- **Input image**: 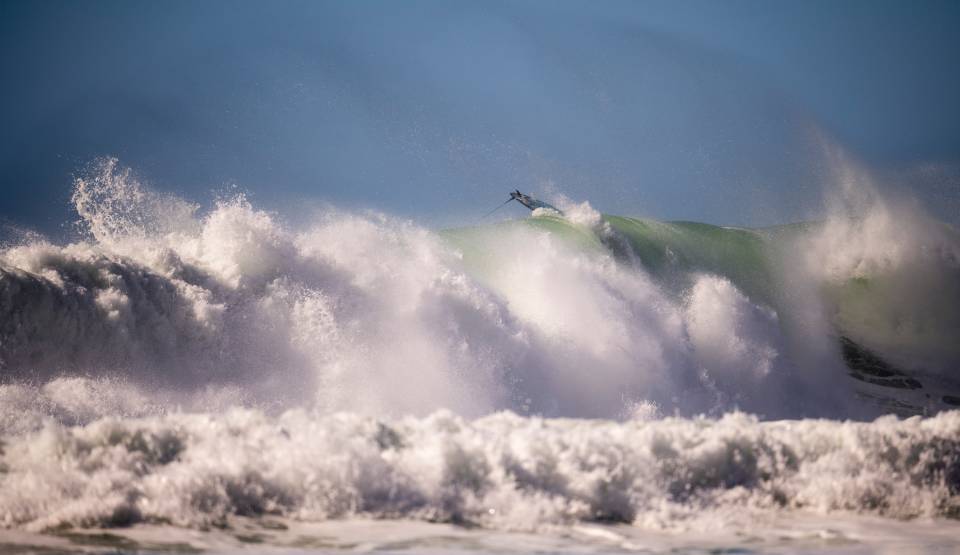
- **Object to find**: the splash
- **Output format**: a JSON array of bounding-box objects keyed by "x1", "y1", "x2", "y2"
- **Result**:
[
  {"x1": 800, "y1": 147, "x2": 960, "y2": 378},
  {"x1": 1, "y1": 159, "x2": 817, "y2": 420},
  {"x1": 2, "y1": 160, "x2": 960, "y2": 543},
  {"x1": 3, "y1": 159, "x2": 959, "y2": 421}
]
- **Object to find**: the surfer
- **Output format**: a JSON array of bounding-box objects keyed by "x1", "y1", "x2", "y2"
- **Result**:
[
  {"x1": 509, "y1": 190, "x2": 561, "y2": 212},
  {"x1": 481, "y1": 190, "x2": 562, "y2": 219}
]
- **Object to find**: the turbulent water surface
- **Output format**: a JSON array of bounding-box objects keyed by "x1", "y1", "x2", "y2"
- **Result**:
[{"x1": 1, "y1": 160, "x2": 959, "y2": 553}]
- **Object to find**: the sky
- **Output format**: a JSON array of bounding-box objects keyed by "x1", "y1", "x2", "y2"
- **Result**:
[{"x1": 2, "y1": 0, "x2": 959, "y2": 236}]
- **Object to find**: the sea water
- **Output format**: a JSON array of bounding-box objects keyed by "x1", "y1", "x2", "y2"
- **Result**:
[{"x1": 1, "y1": 159, "x2": 958, "y2": 553}]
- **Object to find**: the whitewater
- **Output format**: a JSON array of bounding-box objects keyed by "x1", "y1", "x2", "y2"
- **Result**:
[{"x1": 1, "y1": 158, "x2": 959, "y2": 553}]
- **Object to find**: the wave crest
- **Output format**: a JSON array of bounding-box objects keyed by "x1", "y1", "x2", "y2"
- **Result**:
[{"x1": 0, "y1": 161, "x2": 814, "y2": 419}]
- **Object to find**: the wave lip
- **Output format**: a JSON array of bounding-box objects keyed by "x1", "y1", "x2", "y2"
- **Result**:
[{"x1": 1, "y1": 409, "x2": 958, "y2": 532}]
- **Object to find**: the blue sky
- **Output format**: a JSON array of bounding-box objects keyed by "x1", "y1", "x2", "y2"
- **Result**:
[{"x1": 2, "y1": 0, "x2": 958, "y2": 234}]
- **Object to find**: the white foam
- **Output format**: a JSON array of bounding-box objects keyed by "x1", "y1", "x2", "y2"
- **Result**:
[
  {"x1": 0, "y1": 161, "x2": 813, "y2": 419},
  {"x1": 0, "y1": 408, "x2": 956, "y2": 532},
  {"x1": 685, "y1": 274, "x2": 784, "y2": 413}
]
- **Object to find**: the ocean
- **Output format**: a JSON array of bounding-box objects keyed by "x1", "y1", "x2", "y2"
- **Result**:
[{"x1": 1, "y1": 159, "x2": 958, "y2": 553}]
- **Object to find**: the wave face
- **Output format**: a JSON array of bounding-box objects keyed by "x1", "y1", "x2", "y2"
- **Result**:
[
  {"x1": 1, "y1": 159, "x2": 960, "y2": 534},
  {"x1": 1, "y1": 159, "x2": 959, "y2": 419}
]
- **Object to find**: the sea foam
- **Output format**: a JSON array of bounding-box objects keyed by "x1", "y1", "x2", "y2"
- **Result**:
[{"x1": 1, "y1": 408, "x2": 957, "y2": 532}]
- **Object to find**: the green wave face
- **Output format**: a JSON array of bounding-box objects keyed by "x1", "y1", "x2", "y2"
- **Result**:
[
  {"x1": 604, "y1": 216, "x2": 777, "y2": 303},
  {"x1": 444, "y1": 214, "x2": 782, "y2": 303},
  {"x1": 442, "y1": 213, "x2": 960, "y2": 415},
  {"x1": 439, "y1": 214, "x2": 608, "y2": 285},
  {"x1": 823, "y1": 263, "x2": 960, "y2": 370}
]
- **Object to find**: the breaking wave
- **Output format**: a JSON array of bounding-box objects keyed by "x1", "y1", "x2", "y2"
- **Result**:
[
  {"x1": 1, "y1": 158, "x2": 959, "y2": 533},
  {"x1": 0, "y1": 160, "x2": 806, "y2": 419},
  {"x1": 2, "y1": 407, "x2": 958, "y2": 531}
]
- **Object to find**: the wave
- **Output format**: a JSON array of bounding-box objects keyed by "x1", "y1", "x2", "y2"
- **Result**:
[
  {"x1": 2, "y1": 158, "x2": 960, "y2": 536},
  {"x1": 1, "y1": 406, "x2": 957, "y2": 531},
  {"x1": 2, "y1": 158, "x2": 959, "y2": 422}
]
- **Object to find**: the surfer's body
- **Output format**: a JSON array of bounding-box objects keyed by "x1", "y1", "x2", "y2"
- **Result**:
[
  {"x1": 479, "y1": 190, "x2": 562, "y2": 220},
  {"x1": 509, "y1": 190, "x2": 561, "y2": 213}
]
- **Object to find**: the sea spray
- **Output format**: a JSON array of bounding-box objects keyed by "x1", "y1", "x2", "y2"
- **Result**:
[
  {"x1": 2, "y1": 158, "x2": 815, "y2": 419},
  {"x1": 802, "y1": 147, "x2": 960, "y2": 378},
  {"x1": 1, "y1": 159, "x2": 960, "y2": 545}
]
